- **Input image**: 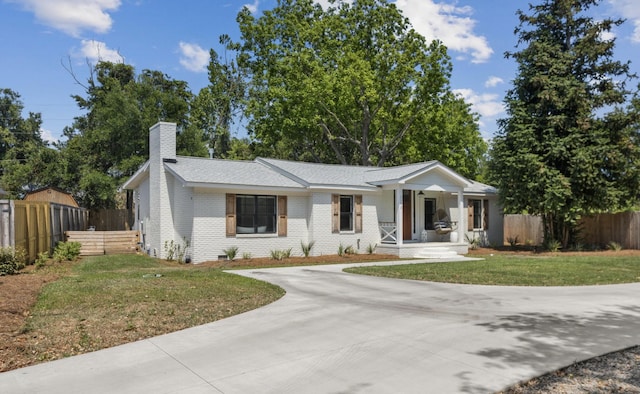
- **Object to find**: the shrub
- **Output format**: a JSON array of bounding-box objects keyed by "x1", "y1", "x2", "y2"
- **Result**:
[
  {"x1": 164, "y1": 238, "x2": 190, "y2": 262},
  {"x1": 223, "y1": 246, "x2": 239, "y2": 261},
  {"x1": 465, "y1": 235, "x2": 480, "y2": 250},
  {"x1": 270, "y1": 248, "x2": 292, "y2": 261},
  {"x1": 242, "y1": 252, "x2": 252, "y2": 260},
  {"x1": 344, "y1": 245, "x2": 357, "y2": 255},
  {"x1": 608, "y1": 241, "x2": 623, "y2": 251},
  {"x1": 366, "y1": 243, "x2": 377, "y2": 254},
  {"x1": 543, "y1": 238, "x2": 561, "y2": 252},
  {"x1": 338, "y1": 243, "x2": 345, "y2": 256},
  {"x1": 53, "y1": 241, "x2": 82, "y2": 263},
  {"x1": 301, "y1": 241, "x2": 315, "y2": 257},
  {"x1": 506, "y1": 236, "x2": 520, "y2": 248},
  {"x1": 35, "y1": 251, "x2": 49, "y2": 268},
  {"x1": 0, "y1": 247, "x2": 26, "y2": 275}
]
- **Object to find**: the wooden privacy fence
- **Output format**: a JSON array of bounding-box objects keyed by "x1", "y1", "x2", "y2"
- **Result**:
[
  {"x1": 66, "y1": 230, "x2": 139, "y2": 256},
  {"x1": 88, "y1": 209, "x2": 134, "y2": 231},
  {"x1": 0, "y1": 200, "x2": 88, "y2": 262},
  {"x1": 504, "y1": 212, "x2": 640, "y2": 249}
]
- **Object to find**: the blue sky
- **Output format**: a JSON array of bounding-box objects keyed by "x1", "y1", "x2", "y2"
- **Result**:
[{"x1": 1, "y1": 0, "x2": 638, "y2": 144}]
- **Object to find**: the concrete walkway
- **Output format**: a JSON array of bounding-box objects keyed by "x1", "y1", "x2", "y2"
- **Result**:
[{"x1": 1, "y1": 258, "x2": 639, "y2": 393}]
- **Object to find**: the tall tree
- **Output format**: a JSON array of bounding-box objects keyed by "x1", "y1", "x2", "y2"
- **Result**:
[
  {"x1": 235, "y1": 0, "x2": 485, "y2": 170},
  {"x1": 488, "y1": 0, "x2": 640, "y2": 247},
  {"x1": 192, "y1": 35, "x2": 247, "y2": 159},
  {"x1": 62, "y1": 62, "x2": 206, "y2": 208},
  {"x1": 0, "y1": 88, "x2": 60, "y2": 197}
]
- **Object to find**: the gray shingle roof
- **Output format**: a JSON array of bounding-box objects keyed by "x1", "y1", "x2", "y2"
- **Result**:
[
  {"x1": 257, "y1": 158, "x2": 375, "y2": 189},
  {"x1": 165, "y1": 156, "x2": 305, "y2": 189},
  {"x1": 363, "y1": 161, "x2": 439, "y2": 184}
]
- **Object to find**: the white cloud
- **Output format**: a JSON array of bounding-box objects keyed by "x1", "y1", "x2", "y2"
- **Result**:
[
  {"x1": 454, "y1": 88, "x2": 504, "y2": 118},
  {"x1": 315, "y1": 1, "x2": 493, "y2": 63},
  {"x1": 454, "y1": 88, "x2": 504, "y2": 136},
  {"x1": 178, "y1": 42, "x2": 210, "y2": 73},
  {"x1": 77, "y1": 39, "x2": 124, "y2": 63},
  {"x1": 8, "y1": 0, "x2": 120, "y2": 37},
  {"x1": 484, "y1": 76, "x2": 504, "y2": 88},
  {"x1": 40, "y1": 128, "x2": 58, "y2": 144},
  {"x1": 243, "y1": 0, "x2": 259, "y2": 14},
  {"x1": 395, "y1": 0, "x2": 493, "y2": 63},
  {"x1": 609, "y1": 0, "x2": 640, "y2": 43}
]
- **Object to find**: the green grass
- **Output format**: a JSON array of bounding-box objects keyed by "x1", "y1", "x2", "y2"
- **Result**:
[
  {"x1": 344, "y1": 255, "x2": 640, "y2": 286},
  {"x1": 24, "y1": 254, "x2": 284, "y2": 360}
]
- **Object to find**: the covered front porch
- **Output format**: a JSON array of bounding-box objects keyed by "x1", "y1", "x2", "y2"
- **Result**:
[{"x1": 370, "y1": 162, "x2": 472, "y2": 258}]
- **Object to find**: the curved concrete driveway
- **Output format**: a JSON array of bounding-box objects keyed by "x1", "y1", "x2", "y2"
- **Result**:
[{"x1": 1, "y1": 259, "x2": 639, "y2": 393}]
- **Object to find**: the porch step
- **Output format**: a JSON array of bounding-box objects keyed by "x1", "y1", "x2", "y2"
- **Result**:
[{"x1": 413, "y1": 246, "x2": 461, "y2": 259}]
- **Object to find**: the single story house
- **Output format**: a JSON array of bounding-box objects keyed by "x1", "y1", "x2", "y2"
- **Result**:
[{"x1": 122, "y1": 122, "x2": 503, "y2": 263}]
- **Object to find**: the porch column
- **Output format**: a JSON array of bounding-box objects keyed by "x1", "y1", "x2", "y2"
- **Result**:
[
  {"x1": 457, "y1": 189, "x2": 464, "y2": 244},
  {"x1": 395, "y1": 188, "x2": 403, "y2": 246}
]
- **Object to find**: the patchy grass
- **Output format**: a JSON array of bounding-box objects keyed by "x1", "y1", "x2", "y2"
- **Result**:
[
  {"x1": 344, "y1": 254, "x2": 640, "y2": 286},
  {"x1": 18, "y1": 254, "x2": 284, "y2": 365}
]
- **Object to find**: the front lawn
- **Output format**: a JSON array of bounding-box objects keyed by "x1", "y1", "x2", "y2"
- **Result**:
[
  {"x1": 344, "y1": 254, "x2": 640, "y2": 286},
  {"x1": 10, "y1": 254, "x2": 284, "y2": 369}
]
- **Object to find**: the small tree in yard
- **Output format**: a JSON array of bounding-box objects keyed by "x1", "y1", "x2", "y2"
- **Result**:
[{"x1": 489, "y1": 0, "x2": 640, "y2": 248}]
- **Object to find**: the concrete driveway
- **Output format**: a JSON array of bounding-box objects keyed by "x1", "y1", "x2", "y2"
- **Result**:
[{"x1": 1, "y1": 259, "x2": 639, "y2": 393}]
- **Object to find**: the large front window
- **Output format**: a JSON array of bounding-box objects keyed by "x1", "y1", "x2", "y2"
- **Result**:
[
  {"x1": 340, "y1": 195, "x2": 353, "y2": 231},
  {"x1": 236, "y1": 195, "x2": 277, "y2": 234}
]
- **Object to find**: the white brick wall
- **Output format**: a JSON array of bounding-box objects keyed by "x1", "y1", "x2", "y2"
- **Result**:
[
  {"x1": 190, "y1": 190, "x2": 312, "y2": 262},
  {"x1": 308, "y1": 192, "x2": 382, "y2": 257}
]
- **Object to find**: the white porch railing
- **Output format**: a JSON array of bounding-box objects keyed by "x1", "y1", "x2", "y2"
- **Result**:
[{"x1": 379, "y1": 222, "x2": 397, "y2": 244}]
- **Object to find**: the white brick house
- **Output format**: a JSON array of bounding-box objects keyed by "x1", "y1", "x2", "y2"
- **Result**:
[{"x1": 122, "y1": 122, "x2": 503, "y2": 263}]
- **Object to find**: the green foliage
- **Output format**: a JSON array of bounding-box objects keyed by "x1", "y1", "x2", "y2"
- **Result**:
[
  {"x1": 53, "y1": 241, "x2": 82, "y2": 263},
  {"x1": 507, "y1": 236, "x2": 520, "y2": 248},
  {"x1": 0, "y1": 247, "x2": 26, "y2": 275},
  {"x1": 607, "y1": 241, "x2": 623, "y2": 251},
  {"x1": 337, "y1": 243, "x2": 345, "y2": 257},
  {"x1": 465, "y1": 234, "x2": 480, "y2": 250},
  {"x1": 543, "y1": 238, "x2": 562, "y2": 253},
  {"x1": 234, "y1": 0, "x2": 485, "y2": 172},
  {"x1": 35, "y1": 251, "x2": 50, "y2": 268},
  {"x1": 165, "y1": 239, "x2": 190, "y2": 262},
  {"x1": 488, "y1": 0, "x2": 640, "y2": 248},
  {"x1": 223, "y1": 246, "x2": 239, "y2": 261},
  {"x1": 60, "y1": 62, "x2": 207, "y2": 208},
  {"x1": 242, "y1": 252, "x2": 252, "y2": 260},
  {"x1": 269, "y1": 248, "x2": 292, "y2": 261},
  {"x1": 366, "y1": 243, "x2": 377, "y2": 254},
  {"x1": 300, "y1": 241, "x2": 315, "y2": 257}
]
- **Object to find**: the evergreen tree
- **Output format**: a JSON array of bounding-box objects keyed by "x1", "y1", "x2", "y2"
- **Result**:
[{"x1": 489, "y1": 0, "x2": 640, "y2": 247}]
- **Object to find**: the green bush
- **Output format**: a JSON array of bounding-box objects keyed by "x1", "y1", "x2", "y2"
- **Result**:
[
  {"x1": 269, "y1": 248, "x2": 292, "y2": 261},
  {"x1": 608, "y1": 241, "x2": 623, "y2": 251},
  {"x1": 543, "y1": 238, "x2": 561, "y2": 252},
  {"x1": 301, "y1": 241, "x2": 315, "y2": 257},
  {"x1": 35, "y1": 251, "x2": 50, "y2": 268},
  {"x1": 0, "y1": 247, "x2": 26, "y2": 275},
  {"x1": 53, "y1": 241, "x2": 82, "y2": 263},
  {"x1": 366, "y1": 243, "x2": 377, "y2": 254},
  {"x1": 223, "y1": 246, "x2": 239, "y2": 261}
]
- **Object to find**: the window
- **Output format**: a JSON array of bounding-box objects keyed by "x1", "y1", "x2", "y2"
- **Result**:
[
  {"x1": 340, "y1": 195, "x2": 353, "y2": 231},
  {"x1": 236, "y1": 195, "x2": 277, "y2": 234},
  {"x1": 424, "y1": 198, "x2": 436, "y2": 230},
  {"x1": 468, "y1": 199, "x2": 489, "y2": 230},
  {"x1": 332, "y1": 194, "x2": 362, "y2": 233}
]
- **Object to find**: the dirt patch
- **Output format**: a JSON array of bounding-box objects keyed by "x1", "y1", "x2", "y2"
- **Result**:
[{"x1": 0, "y1": 266, "x2": 61, "y2": 372}]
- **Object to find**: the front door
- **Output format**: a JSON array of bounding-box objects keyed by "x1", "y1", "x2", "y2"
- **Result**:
[{"x1": 403, "y1": 190, "x2": 412, "y2": 240}]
